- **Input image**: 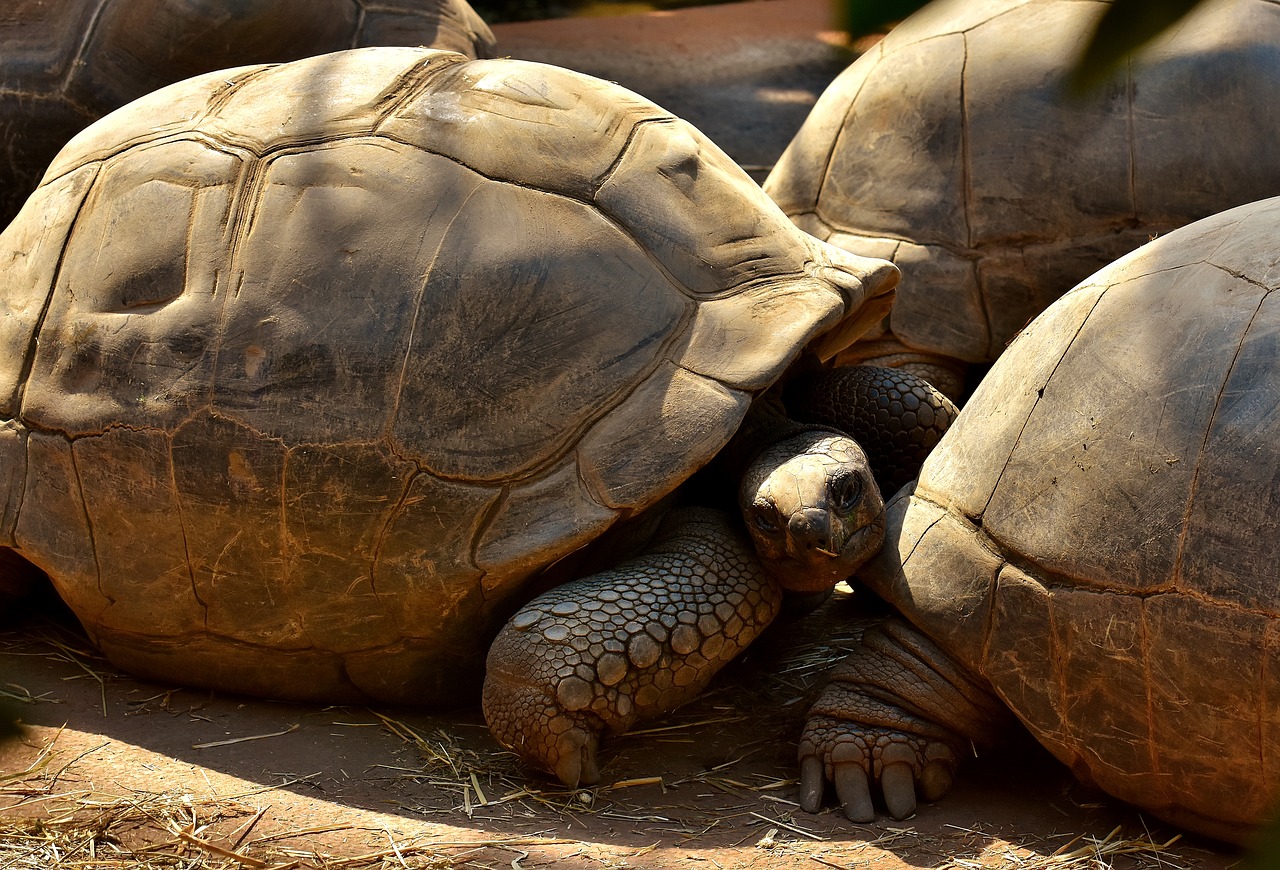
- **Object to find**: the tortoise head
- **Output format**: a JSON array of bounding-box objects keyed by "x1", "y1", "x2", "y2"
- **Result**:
[{"x1": 738, "y1": 431, "x2": 886, "y2": 592}]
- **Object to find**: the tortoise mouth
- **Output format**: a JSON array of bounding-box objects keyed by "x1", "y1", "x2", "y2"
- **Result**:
[{"x1": 767, "y1": 515, "x2": 886, "y2": 593}]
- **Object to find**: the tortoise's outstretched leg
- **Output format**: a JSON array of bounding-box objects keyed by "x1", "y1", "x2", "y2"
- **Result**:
[
  {"x1": 786, "y1": 365, "x2": 958, "y2": 496},
  {"x1": 482, "y1": 507, "x2": 783, "y2": 787},
  {"x1": 797, "y1": 619, "x2": 1011, "y2": 821}
]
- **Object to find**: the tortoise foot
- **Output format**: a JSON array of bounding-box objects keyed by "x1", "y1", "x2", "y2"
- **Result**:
[
  {"x1": 482, "y1": 507, "x2": 782, "y2": 787},
  {"x1": 798, "y1": 715, "x2": 957, "y2": 821},
  {"x1": 797, "y1": 620, "x2": 1009, "y2": 821}
]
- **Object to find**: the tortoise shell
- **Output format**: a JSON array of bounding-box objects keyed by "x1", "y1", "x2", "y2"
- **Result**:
[
  {"x1": 0, "y1": 0, "x2": 497, "y2": 224},
  {"x1": 0, "y1": 47, "x2": 896, "y2": 706},
  {"x1": 764, "y1": 0, "x2": 1280, "y2": 385},
  {"x1": 860, "y1": 196, "x2": 1280, "y2": 840}
]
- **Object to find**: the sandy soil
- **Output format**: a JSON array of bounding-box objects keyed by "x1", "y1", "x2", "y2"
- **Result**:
[{"x1": 0, "y1": 590, "x2": 1239, "y2": 869}]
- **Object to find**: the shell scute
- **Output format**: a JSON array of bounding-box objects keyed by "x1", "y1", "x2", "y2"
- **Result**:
[
  {"x1": 0, "y1": 165, "x2": 99, "y2": 418},
  {"x1": 75, "y1": 428, "x2": 201, "y2": 639},
  {"x1": 22, "y1": 140, "x2": 239, "y2": 437},
  {"x1": 382, "y1": 58, "x2": 670, "y2": 201}
]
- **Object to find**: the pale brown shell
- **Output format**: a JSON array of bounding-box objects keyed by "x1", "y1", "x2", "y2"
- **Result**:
[
  {"x1": 861, "y1": 196, "x2": 1280, "y2": 841},
  {"x1": 0, "y1": 47, "x2": 894, "y2": 706},
  {"x1": 765, "y1": 0, "x2": 1280, "y2": 370}
]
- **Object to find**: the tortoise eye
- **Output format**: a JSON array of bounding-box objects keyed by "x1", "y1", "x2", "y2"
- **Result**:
[
  {"x1": 752, "y1": 501, "x2": 782, "y2": 535},
  {"x1": 831, "y1": 472, "x2": 863, "y2": 514}
]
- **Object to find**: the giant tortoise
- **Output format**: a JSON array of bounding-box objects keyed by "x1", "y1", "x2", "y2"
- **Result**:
[
  {"x1": 765, "y1": 0, "x2": 1280, "y2": 399},
  {"x1": 0, "y1": 46, "x2": 911, "y2": 780},
  {"x1": 0, "y1": 0, "x2": 496, "y2": 225},
  {"x1": 795, "y1": 196, "x2": 1280, "y2": 844}
]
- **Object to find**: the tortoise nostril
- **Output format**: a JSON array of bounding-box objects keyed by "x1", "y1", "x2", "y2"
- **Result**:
[{"x1": 790, "y1": 510, "x2": 835, "y2": 554}]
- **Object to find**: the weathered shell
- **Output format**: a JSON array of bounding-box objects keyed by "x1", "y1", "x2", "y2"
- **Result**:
[
  {"x1": 861, "y1": 196, "x2": 1280, "y2": 840},
  {"x1": 0, "y1": 0, "x2": 497, "y2": 224},
  {"x1": 0, "y1": 47, "x2": 894, "y2": 706},
  {"x1": 765, "y1": 0, "x2": 1280, "y2": 374}
]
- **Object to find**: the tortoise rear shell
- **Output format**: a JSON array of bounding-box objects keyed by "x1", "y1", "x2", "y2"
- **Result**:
[
  {"x1": 765, "y1": 0, "x2": 1280, "y2": 368},
  {"x1": 0, "y1": 0, "x2": 497, "y2": 225},
  {"x1": 0, "y1": 48, "x2": 887, "y2": 705},
  {"x1": 861, "y1": 196, "x2": 1280, "y2": 839}
]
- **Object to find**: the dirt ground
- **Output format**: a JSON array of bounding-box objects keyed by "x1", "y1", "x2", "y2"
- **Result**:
[{"x1": 0, "y1": 588, "x2": 1241, "y2": 870}]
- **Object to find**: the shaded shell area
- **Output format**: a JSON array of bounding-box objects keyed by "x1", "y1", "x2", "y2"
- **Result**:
[
  {"x1": 764, "y1": 0, "x2": 1280, "y2": 368},
  {"x1": 857, "y1": 196, "x2": 1280, "y2": 841},
  {"x1": 0, "y1": 47, "x2": 867, "y2": 706},
  {"x1": 0, "y1": 0, "x2": 497, "y2": 225}
]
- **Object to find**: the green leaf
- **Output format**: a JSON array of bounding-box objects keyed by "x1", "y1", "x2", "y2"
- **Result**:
[
  {"x1": 1068, "y1": 0, "x2": 1205, "y2": 93},
  {"x1": 842, "y1": 0, "x2": 931, "y2": 37}
]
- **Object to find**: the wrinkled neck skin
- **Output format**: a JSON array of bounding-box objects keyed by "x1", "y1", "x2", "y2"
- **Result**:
[{"x1": 739, "y1": 429, "x2": 886, "y2": 592}]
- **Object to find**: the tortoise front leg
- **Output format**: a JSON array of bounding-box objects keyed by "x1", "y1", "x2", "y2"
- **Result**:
[
  {"x1": 798, "y1": 619, "x2": 1012, "y2": 821},
  {"x1": 482, "y1": 507, "x2": 782, "y2": 788}
]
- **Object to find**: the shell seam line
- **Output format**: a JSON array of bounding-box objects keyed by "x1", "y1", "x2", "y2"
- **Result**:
[
  {"x1": 349, "y1": 4, "x2": 368, "y2": 50},
  {"x1": 34, "y1": 65, "x2": 275, "y2": 193},
  {"x1": 66, "y1": 441, "x2": 109, "y2": 606},
  {"x1": 593, "y1": 115, "x2": 677, "y2": 197},
  {"x1": 371, "y1": 55, "x2": 469, "y2": 127},
  {"x1": 367, "y1": 468, "x2": 424, "y2": 601},
  {"x1": 471, "y1": 485, "x2": 512, "y2": 598},
  {"x1": 13, "y1": 165, "x2": 101, "y2": 418},
  {"x1": 976, "y1": 284, "x2": 1110, "y2": 520},
  {"x1": 386, "y1": 182, "x2": 479, "y2": 433},
  {"x1": 1168, "y1": 284, "x2": 1273, "y2": 587},
  {"x1": 812, "y1": 40, "x2": 879, "y2": 214},
  {"x1": 166, "y1": 428, "x2": 206, "y2": 626}
]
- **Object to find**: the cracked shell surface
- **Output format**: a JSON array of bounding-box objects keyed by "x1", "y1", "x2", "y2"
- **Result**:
[
  {"x1": 0, "y1": 46, "x2": 891, "y2": 707},
  {"x1": 856, "y1": 196, "x2": 1280, "y2": 841},
  {"x1": 765, "y1": 0, "x2": 1280, "y2": 367}
]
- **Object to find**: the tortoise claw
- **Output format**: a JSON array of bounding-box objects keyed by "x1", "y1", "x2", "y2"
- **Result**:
[
  {"x1": 834, "y1": 762, "x2": 875, "y2": 823},
  {"x1": 553, "y1": 727, "x2": 600, "y2": 788},
  {"x1": 920, "y1": 758, "x2": 954, "y2": 801},
  {"x1": 799, "y1": 754, "x2": 826, "y2": 813},
  {"x1": 880, "y1": 760, "x2": 917, "y2": 819}
]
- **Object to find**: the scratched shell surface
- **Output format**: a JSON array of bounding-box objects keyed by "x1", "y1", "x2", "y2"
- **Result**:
[
  {"x1": 859, "y1": 196, "x2": 1280, "y2": 839},
  {"x1": 0, "y1": 47, "x2": 857, "y2": 705}
]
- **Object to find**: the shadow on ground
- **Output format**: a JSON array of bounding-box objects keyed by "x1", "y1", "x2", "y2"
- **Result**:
[{"x1": 0, "y1": 587, "x2": 1236, "y2": 869}]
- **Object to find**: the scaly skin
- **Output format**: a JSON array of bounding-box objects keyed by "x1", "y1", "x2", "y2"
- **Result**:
[
  {"x1": 798, "y1": 620, "x2": 1011, "y2": 821},
  {"x1": 483, "y1": 429, "x2": 886, "y2": 786},
  {"x1": 482, "y1": 507, "x2": 783, "y2": 787}
]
